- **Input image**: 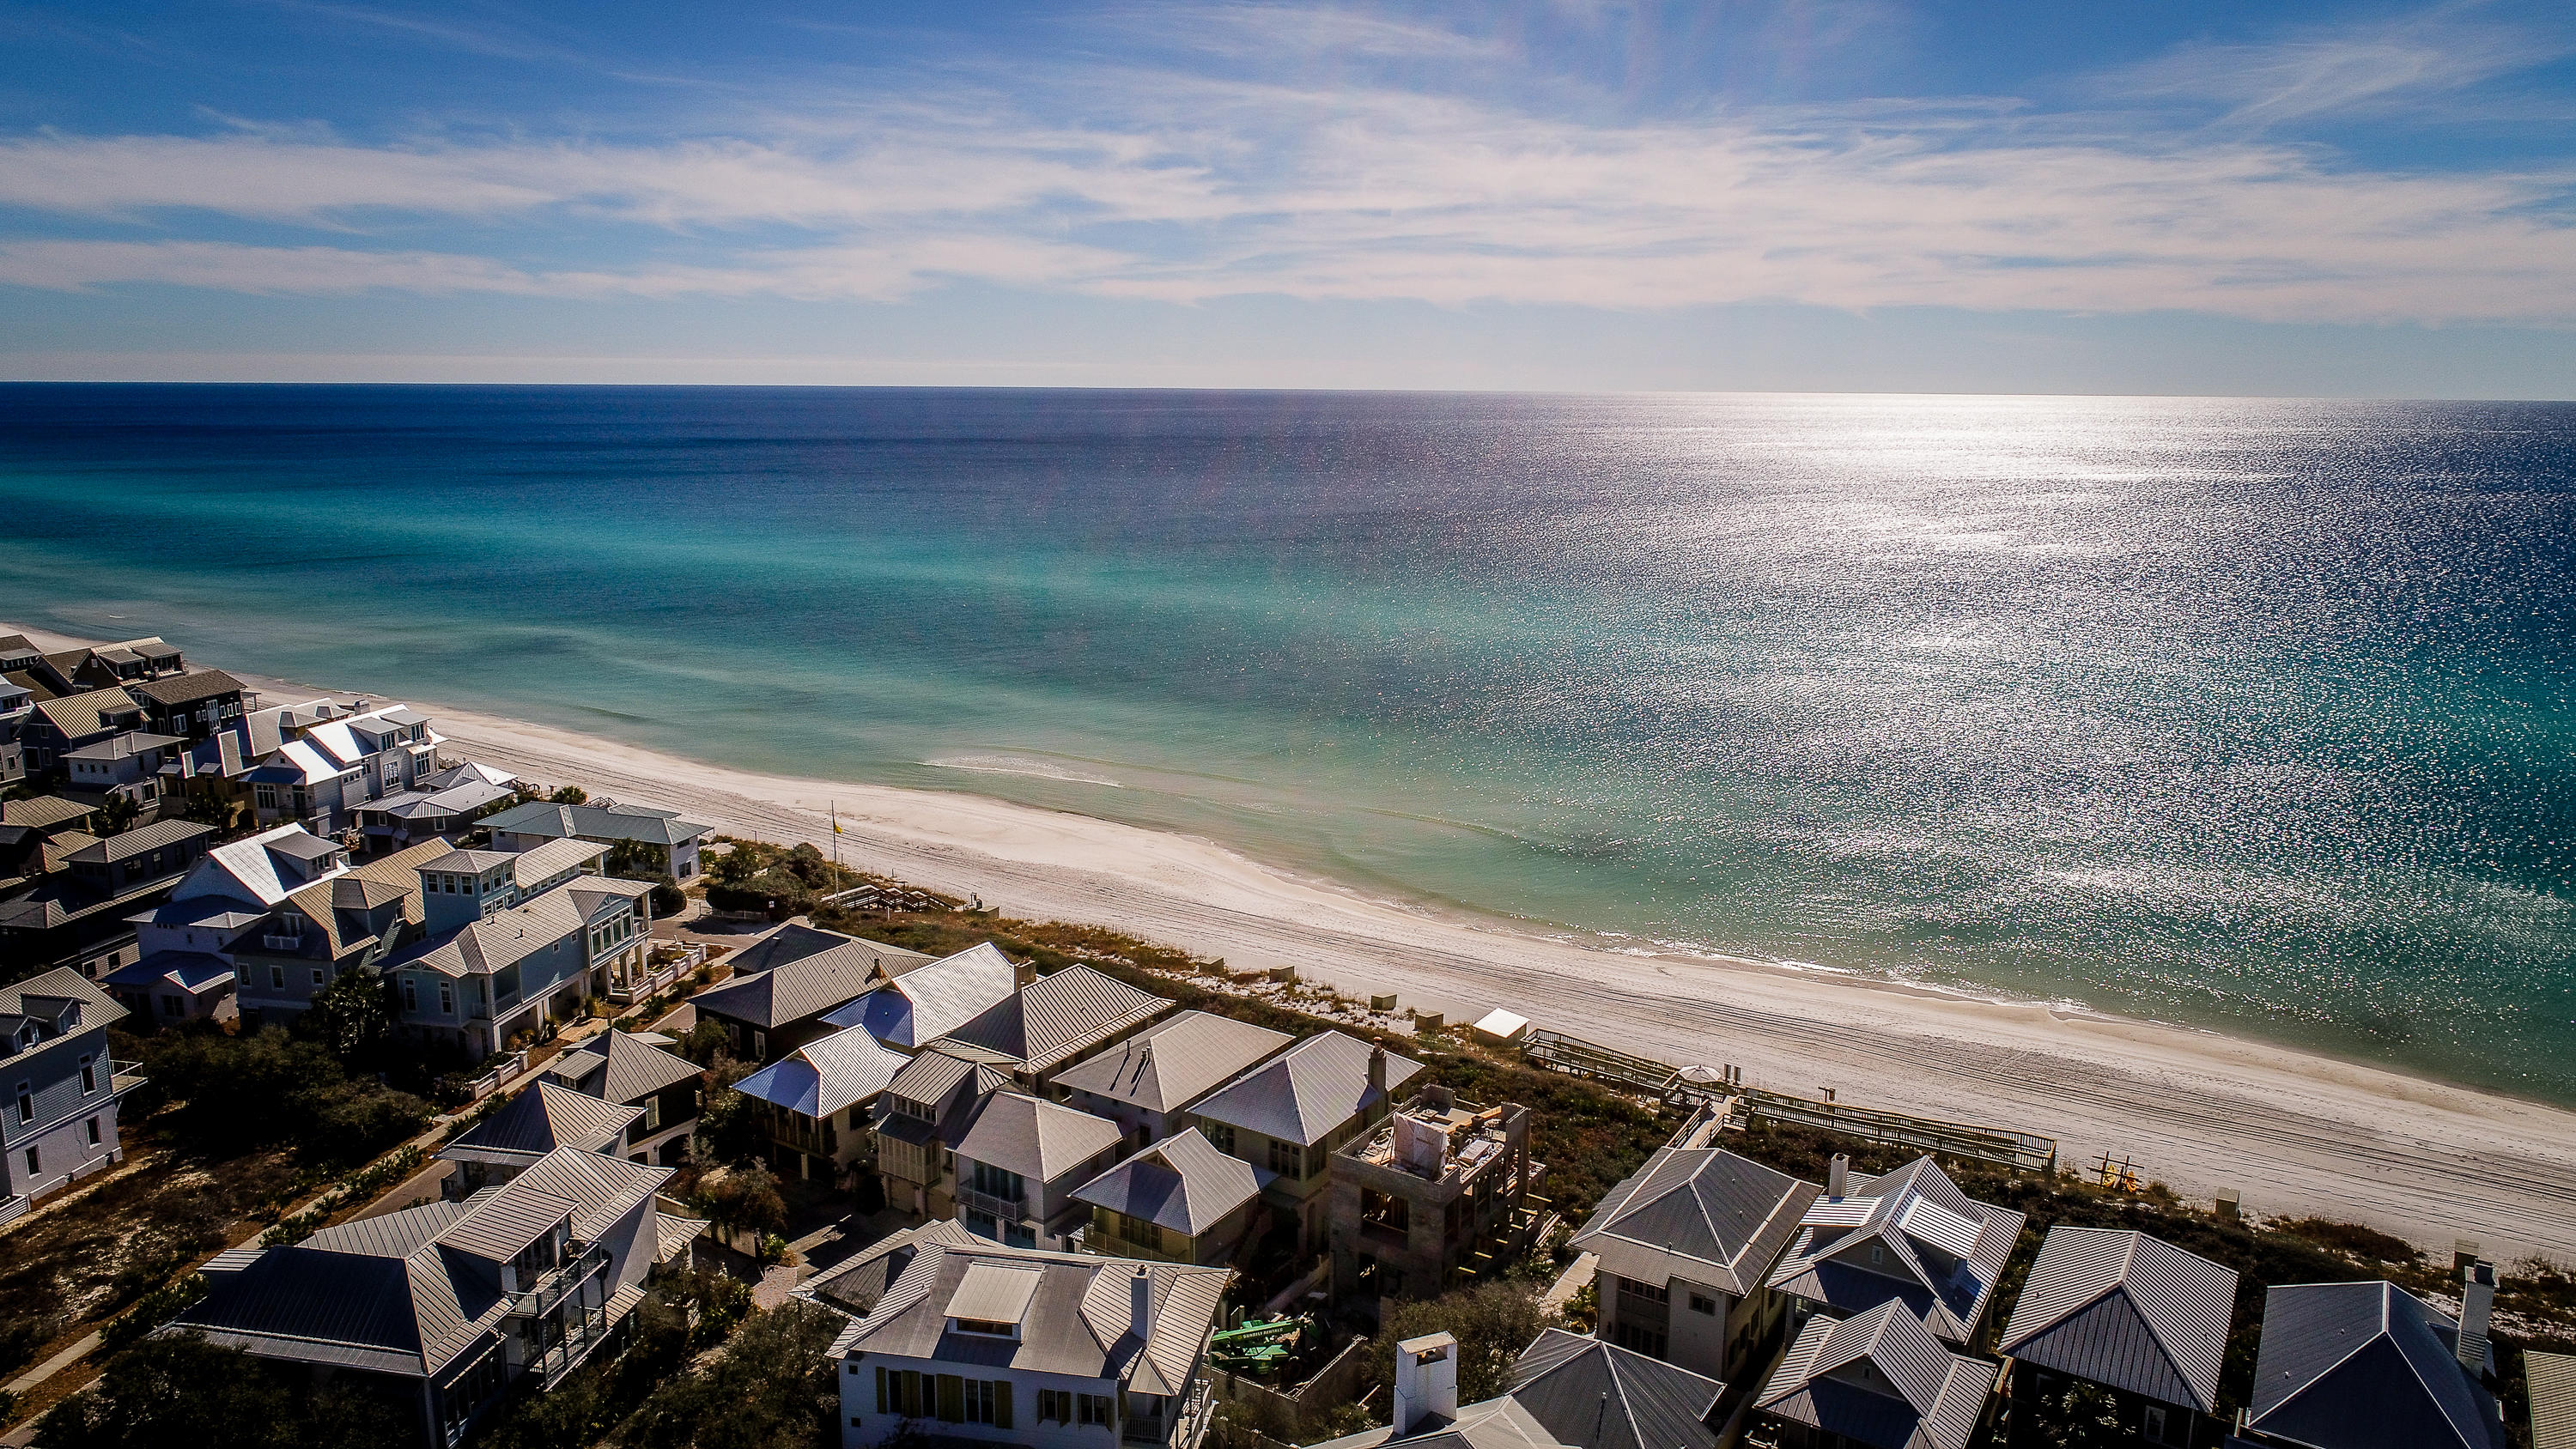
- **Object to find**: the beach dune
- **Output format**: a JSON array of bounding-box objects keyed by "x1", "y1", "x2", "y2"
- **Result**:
[{"x1": 17, "y1": 623, "x2": 2576, "y2": 1258}]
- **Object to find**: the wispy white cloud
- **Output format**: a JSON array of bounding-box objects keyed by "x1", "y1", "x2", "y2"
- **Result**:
[
  {"x1": 1, "y1": 3, "x2": 2571, "y2": 324},
  {"x1": 2101, "y1": 6, "x2": 2568, "y2": 126}
]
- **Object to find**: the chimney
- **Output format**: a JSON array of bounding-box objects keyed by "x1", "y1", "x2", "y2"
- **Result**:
[
  {"x1": 1392, "y1": 1332, "x2": 1459, "y2": 1434},
  {"x1": 2457, "y1": 1261, "x2": 2495, "y2": 1376},
  {"x1": 1827, "y1": 1154, "x2": 1850, "y2": 1199},
  {"x1": 1368, "y1": 1045, "x2": 1388, "y2": 1104},
  {"x1": 1129, "y1": 1264, "x2": 1155, "y2": 1343}
]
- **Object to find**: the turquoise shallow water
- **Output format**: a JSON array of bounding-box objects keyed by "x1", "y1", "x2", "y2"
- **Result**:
[{"x1": 2, "y1": 385, "x2": 2570, "y2": 1099}]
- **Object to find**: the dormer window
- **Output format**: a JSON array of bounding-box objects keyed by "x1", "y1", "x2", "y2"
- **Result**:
[{"x1": 951, "y1": 1319, "x2": 1018, "y2": 1338}]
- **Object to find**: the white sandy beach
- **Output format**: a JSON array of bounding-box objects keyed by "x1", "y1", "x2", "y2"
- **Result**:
[{"x1": 20, "y1": 623, "x2": 2576, "y2": 1258}]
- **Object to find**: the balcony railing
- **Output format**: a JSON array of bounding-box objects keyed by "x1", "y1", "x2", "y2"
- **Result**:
[
  {"x1": 507, "y1": 1243, "x2": 610, "y2": 1321},
  {"x1": 609, "y1": 948, "x2": 696, "y2": 1003},
  {"x1": 957, "y1": 1185, "x2": 1027, "y2": 1224},
  {"x1": 259, "y1": 934, "x2": 305, "y2": 952}
]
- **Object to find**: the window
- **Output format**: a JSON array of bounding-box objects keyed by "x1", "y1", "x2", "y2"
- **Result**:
[
  {"x1": 1689, "y1": 1292, "x2": 1718, "y2": 1316},
  {"x1": 270, "y1": 965, "x2": 285, "y2": 989},
  {"x1": 1617, "y1": 1276, "x2": 1671, "y2": 1305},
  {"x1": 162, "y1": 995, "x2": 185, "y2": 1017},
  {"x1": 15, "y1": 1084, "x2": 32, "y2": 1123},
  {"x1": 1202, "y1": 1122, "x2": 1235, "y2": 1156},
  {"x1": 440, "y1": 982, "x2": 454, "y2": 1015},
  {"x1": 1078, "y1": 1393, "x2": 1115, "y2": 1427},
  {"x1": 750, "y1": 1030, "x2": 766, "y2": 1058},
  {"x1": 969, "y1": 1160, "x2": 1025, "y2": 1203},
  {"x1": 85, "y1": 1117, "x2": 100, "y2": 1146},
  {"x1": 874, "y1": 1367, "x2": 926, "y2": 1417},
  {"x1": 1612, "y1": 1321, "x2": 1668, "y2": 1359},
  {"x1": 402, "y1": 979, "x2": 419, "y2": 1011},
  {"x1": 22, "y1": 1147, "x2": 35, "y2": 1177},
  {"x1": 1268, "y1": 1137, "x2": 1309, "y2": 1177},
  {"x1": 311, "y1": 968, "x2": 325, "y2": 987},
  {"x1": 2143, "y1": 1406, "x2": 2172, "y2": 1443},
  {"x1": 1039, "y1": 1388, "x2": 1073, "y2": 1423},
  {"x1": 79, "y1": 1057, "x2": 94, "y2": 1094},
  {"x1": 1869, "y1": 1243, "x2": 1885, "y2": 1266}
]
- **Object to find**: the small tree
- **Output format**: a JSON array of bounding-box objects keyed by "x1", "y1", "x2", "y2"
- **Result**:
[
  {"x1": 694, "y1": 1165, "x2": 787, "y2": 1246},
  {"x1": 1358, "y1": 1283, "x2": 1556, "y2": 1417},
  {"x1": 178, "y1": 793, "x2": 236, "y2": 834},
  {"x1": 97, "y1": 793, "x2": 141, "y2": 835},
  {"x1": 2025, "y1": 1381, "x2": 2130, "y2": 1449},
  {"x1": 623, "y1": 1302, "x2": 841, "y2": 1449},
  {"x1": 549, "y1": 785, "x2": 589, "y2": 805},
  {"x1": 295, "y1": 969, "x2": 393, "y2": 1067}
]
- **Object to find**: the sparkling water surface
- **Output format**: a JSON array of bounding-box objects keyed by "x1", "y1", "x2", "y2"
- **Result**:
[{"x1": 1, "y1": 385, "x2": 2569, "y2": 1098}]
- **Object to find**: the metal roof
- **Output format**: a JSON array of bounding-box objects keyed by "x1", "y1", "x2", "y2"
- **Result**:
[
  {"x1": 947, "y1": 1262, "x2": 1045, "y2": 1325},
  {"x1": 696, "y1": 931, "x2": 933, "y2": 1029},
  {"x1": 0, "y1": 796, "x2": 93, "y2": 830},
  {"x1": 1189, "y1": 1029, "x2": 1424, "y2": 1147},
  {"x1": 937, "y1": 962, "x2": 1174, "y2": 1075},
  {"x1": 481, "y1": 798, "x2": 714, "y2": 846},
  {"x1": 2529, "y1": 1350, "x2": 2576, "y2": 1449},
  {"x1": 1071, "y1": 1127, "x2": 1262, "y2": 1237},
  {"x1": 1510, "y1": 1326, "x2": 1724, "y2": 1449},
  {"x1": 62, "y1": 818, "x2": 214, "y2": 865},
  {"x1": 1573, "y1": 1146, "x2": 1818, "y2": 1296},
  {"x1": 443, "y1": 1081, "x2": 639, "y2": 1159},
  {"x1": 2247, "y1": 1281, "x2": 2502, "y2": 1449},
  {"x1": 126, "y1": 669, "x2": 246, "y2": 706},
  {"x1": 1997, "y1": 1226, "x2": 2237, "y2": 1414},
  {"x1": 1763, "y1": 1155, "x2": 2023, "y2": 1343},
  {"x1": 1754, "y1": 1300, "x2": 1996, "y2": 1449},
  {"x1": 549, "y1": 1029, "x2": 702, "y2": 1106},
  {"x1": 828, "y1": 942, "x2": 1019, "y2": 1047},
  {"x1": 1053, "y1": 1009, "x2": 1296, "y2": 1115},
  {"x1": 952, "y1": 1090, "x2": 1126, "y2": 1184},
  {"x1": 732, "y1": 1024, "x2": 910, "y2": 1119}
]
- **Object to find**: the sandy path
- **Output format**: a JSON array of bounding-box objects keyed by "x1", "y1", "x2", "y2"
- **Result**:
[{"x1": 17, "y1": 623, "x2": 2576, "y2": 1257}]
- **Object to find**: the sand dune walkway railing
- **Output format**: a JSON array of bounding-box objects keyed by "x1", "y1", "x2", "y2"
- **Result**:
[{"x1": 1522, "y1": 1028, "x2": 2057, "y2": 1175}]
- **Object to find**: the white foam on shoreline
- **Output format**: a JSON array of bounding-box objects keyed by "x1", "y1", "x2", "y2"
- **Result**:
[{"x1": 923, "y1": 755, "x2": 1126, "y2": 788}]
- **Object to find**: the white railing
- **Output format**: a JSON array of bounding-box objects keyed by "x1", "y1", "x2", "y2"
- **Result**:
[{"x1": 260, "y1": 934, "x2": 304, "y2": 952}]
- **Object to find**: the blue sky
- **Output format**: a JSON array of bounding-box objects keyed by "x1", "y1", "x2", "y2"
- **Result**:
[{"x1": 3, "y1": 0, "x2": 2573, "y2": 394}]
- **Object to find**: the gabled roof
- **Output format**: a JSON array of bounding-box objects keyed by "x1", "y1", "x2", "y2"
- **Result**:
[
  {"x1": 60, "y1": 818, "x2": 213, "y2": 866},
  {"x1": 361, "y1": 779, "x2": 513, "y2": 822},
  {"x1": 1997, "y1": 1227, "x2": 2237, "y2": 1413},
  {"x1": 385, "y1": 884, "x2": 590, "y2": 979},
  {"x1": 1311, "y1": 1396, "x2": 1571, "y2": 1449},
  {"x1": 823, "y1": 942, "x2": 1019, "y2": 1048},
  {"x1": 732, "y1": 1025, "x2": 912, "y2": 1120},
  {"x1": 480, "y1": 798, "x2": 714, "y2": 846},
  {"x1": 1072, "y1": 1128, "x2": 1262, "y2": 1237},
  {"x1": 172, "y1": 1145, "x2": 668, "y2": 1379},
  {"x1": 1053, "y1": 1009, "x2": 1296, "y2": 1116},
  {"x1": 951, "y1": 1090, "x2": 1126, "y2": 1184},
  {"x1": 939, "y1": 963, "x2": 1175, "y2": 1076},
  {"x1": 1571, "y1": 1147, "x2": 1817, "y2": 1296},
  {"x1": 276, "y1": 837, "x2": 447, "y2": 961},
  {"x1": 694, "y1": 929, "x2": 934, "y2": 1029},
  {"x1": 103, "y1": 949, "x2": 236, "y2": 993},
  {"x1": 0, "y1": 796, "x2": 93, "y2": 831},
  {"x1": 127, "y1": 668, "x2": 246, "y2": 706},
  {"x1": 421, "y1": 837, "x2": 605, "y2": 887},
  {"x1": 822, "y1": 1233, "x2": 1229, "y2": 1395},
  {"x1": 442, "y1": 1080, "x2": 640, "y2": 1160},
  {"x1": 424, "y1": 761, "x2": 518, "y2": 791},
  {"x1": 177, "y1": 824, "x2": 348, "y2": 907},
  {"x1": 2247, "y1": 1282, "x2": 2502, "y2": 1449},
  {"x1": 0, "y1": 968, "x2": 124, "y2": 1065},
  {"x1": 30, "y1": 686, "x2": 143, "y2": 740},
  {"x1": 1755, "y1": 1300, "x2": 1997, "y2": 1449},
  {"x1": 548, "y1": 1029, "x2": 703, "y2": 1106},
  {"x1": 1190, "y1": 1030, "x2": 1423, "y2": 1147},
  {"x1": 1510, "y1": 1327, "x2": 1724, "y2": 1449},
  {"x1": 1765, "y1": 1155, "x2": 2024, "y2": 1343},
  {"x1": 804, "y1": 1219, "x2": 987, "y2": 1319}
]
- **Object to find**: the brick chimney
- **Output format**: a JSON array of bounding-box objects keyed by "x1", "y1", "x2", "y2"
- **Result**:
[
  {"x1": 2457, "y1": 1261, "x2": 2495, "y2": 1376},
  {"x1": 1827, "y1": 1154, "x2": 1850, "y2": 1199},
  {"x1": 1393, "y1": 1332, "x2": 1458, "y2": 1434},
  {"x1": 1368, "y1": 1044, "x2": 1388, "y2": 1104}
]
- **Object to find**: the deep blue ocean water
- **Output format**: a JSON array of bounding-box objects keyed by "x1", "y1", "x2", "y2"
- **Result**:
[{"x1": 2, "y1": 385, "x2": 2570, "y2": 1099}]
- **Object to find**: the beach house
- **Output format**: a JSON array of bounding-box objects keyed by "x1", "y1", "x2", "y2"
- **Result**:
[
  {"x1": 22, "y1": 636, "x2": 185, "y2": 695},
  {"x1": 356, "y1": 773, "x2": 519, "y2": 854},
  {"x1": 1071, "y1": 1126, "x2": 1263, "y2": 1267},
  {"x1": 126, "y1": 668, "x2": 252, "y2": 743},
  {"x1": 805, "y1": 1218, "x2": 1231, "y2": 1449},
  {"x1": 122, "y1": 824, "x2": 355, "y2": 1011},
  {"x1": 689, "y1": 925, "x2": 939, "y2": 1062},
  {"x1": 170, "y1": 1143, "x2": 698, "y2": 1447},
  {"x1": 1995, "y1": 1227, "x2": 2238, "y2": 1449},
  {"x1": 729, "y1": 1023, "x2": 914, "y2": 1184},
  {"x1": 244, "y1": 701, "x2": 443, "y2": 834},
  {"x1": 934, "y1": 962, "x2": 1176, "y2": 1087},
  {"x1": 817, "y1": 940, "x2": 1021, "y2": 1052},
  {"x1": 1053, "y1": 1009, "x2": 1294, "y2": 1152},
  {"x1": 1570, "y1": 1108, "x2": 1819, "y2": 1385},
  {"x1": 480, "y1": 797, "x2": 715, "y2": 881},
  {"x1": 1310, "y1": 1329, "x2": 1728, "y2": 1449},
  {"x1": 381, "y1": 841, "x2": 657, "y2": 1055},
  {"x1": 1764, "y1": 1153, "x2": 2025, "y2": 1347},
  {"x1": 873, "y1": 1044, "x2": 1017, "y2": 1219},
  {"x1": 1327, "y1": 1085, "x2": 1546, "y2": 1306},
  {"x1": 542, "y1": 1029, "x2": 705, "y2": 1166},
  {"x1": 438, "y1": 1080, "x2": 643, "y2": 1197},
  {"x1": 1188, "y1": 1031, "x2": 1424, "y2": 1255},
  {"x1": 223, "y1": 838, "x2": 447, "y2": 1028},
  {"x1": 17, "y1": 686, "x2": 149, "y2": 778},
  {"x1": 1747, "y1": 1299, "x2": 2000, "y2": 1449},
  {"x1": 947, "y1": 1088, "x2": 1127, "y2": 1248},
  {"x1": 0, "y1": 969, "x2": 141, "y2": 1221},
  {"x1": 0, "y1": 814, "x2": 214, "y2": 986},
  {"x1": 2234, "y1": 1274, "x2": 2505, "y2": 1449}
]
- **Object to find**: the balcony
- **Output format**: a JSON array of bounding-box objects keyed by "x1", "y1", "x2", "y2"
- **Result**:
[
  {"x1": 110, "y1": 1061, "x2": 146, "y2": 1095},
  {"x1": 957, "y1": 1185, "x2": 1027, "y2": 1224},
  {"x1": 506, "y1": 1243, "x2": 610, "y2": 1321},
  {"x1": 608, "y1": 945, "x2": 699, "y2": 1003},
  {"x1": 259, "y1": 933, "x2": 305, "y2": 952}
]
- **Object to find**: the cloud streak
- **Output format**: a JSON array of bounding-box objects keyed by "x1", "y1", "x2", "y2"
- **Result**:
[{"x1": 2, "y1": 4, "x2": 2571, "y2": 324}]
